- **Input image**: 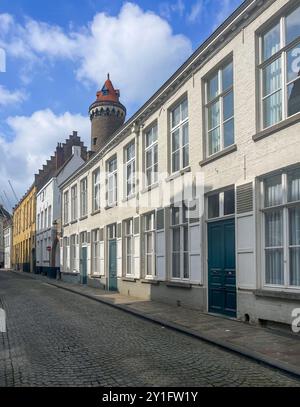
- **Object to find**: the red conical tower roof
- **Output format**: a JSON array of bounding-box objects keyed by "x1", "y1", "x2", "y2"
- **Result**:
[{"x1": 96, "y1": 74, "x2": 120, "y2": 103}]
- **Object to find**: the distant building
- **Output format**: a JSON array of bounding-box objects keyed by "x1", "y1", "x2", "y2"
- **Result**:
[
  {"x1": 4, "y1": 222, "x2": 13, "y2": 269},
  {"x1": 0, "y1": 205, "x2": 11, "y2": 268},
  {"x1": 36, "y1": 137, "x2": 87, "y2": 278}
]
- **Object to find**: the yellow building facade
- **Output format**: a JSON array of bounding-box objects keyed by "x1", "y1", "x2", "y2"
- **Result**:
[{"x1": 12, "y1": 184, "x2": 36, "y2": 272}]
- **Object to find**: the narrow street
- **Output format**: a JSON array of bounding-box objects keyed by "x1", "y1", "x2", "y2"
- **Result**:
[{"x1": 0, "y1": 271, "x2": 299, "y2": 387}]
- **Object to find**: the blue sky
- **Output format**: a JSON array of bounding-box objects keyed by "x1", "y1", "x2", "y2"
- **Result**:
[{"x1": 0, "y1": 0, "x2": 243, "y2": 209}]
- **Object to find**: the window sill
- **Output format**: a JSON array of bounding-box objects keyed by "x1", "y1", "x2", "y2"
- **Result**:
[
  {"x1": 199, "y1": 144, "x2": 237, "y2": 167},
  {"x1": 63, "y1": 223, "x2": 70, "y2": 227},
  {"x1": 253, "y1": 113, "x2": 300, "y2": 142},
  {"x1": 61, "y1": 271, "x2": 80, "y2": 276},
  {"x1": 166, "y1": 166, "x2": 191, "y2": 182},
  {"x1": 90, "y1": 274, "x2": 103, "y2": 279},
  {"x1": 79, "y1": 215, "x2": 88, "y2": 221},
  {"x1": 70, "y1": 220, "x2": 78, "y2": 225},
  {"x1": 122, "y1": 194, "x2": 136, "y2": 203},
  {"x1": 105, "y1": 203, "x2": 118, "y2": 210},
  {"x1": 91, "y1": 210, "x2": 101, "y2": 217},
  {"x1": 141, "y1": 279, "x2": 160, "y2": 285},
  {"x1": 166, "y1": 281, "x2": 192, "y2": 289},
  {"x1": 141, "y1": 182, "x2": 159, "y2": 194},
  {"x1": 254, "y1": 289, "x2": 300, "y2": 301},
  {"x1": 122, "y1": 277, "x2": 137, "y2": 283}
]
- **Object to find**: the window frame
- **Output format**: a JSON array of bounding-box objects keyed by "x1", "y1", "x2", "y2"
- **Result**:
[
  {"x1": 258, "y1": 4, "x2": 300, "y2": 130},
  {"x1": 144, "y1": 124, "x2": 158, "y2": 188},
  {"x1": 80, "y1": 178, "x2": 88, "y2": 218},
  {"x1": 91, "y1": 229, "x2": 101, "y2": 276},
  {"x1": 71, "y1": 185, "x2": 78, "y2": 222},
  {"x1": 124, "y1": 141, "x2": 136, "y2": 199},
  {"x1": 70, "y1": 234, "x2": 77, "y2": 273},
  {"x1": 63, "y1": 191, "x2": 69, "y2": 225},
  {"x1": 205, "y1": 59, "x2": 234, "y2": 157},
  {"x1": 124, "y1": 219, "x2": 134, "y2": 277},
  {"x1": 170, "y1": 204, "x2": 190, "y2": 281},
  {"x1": 107, "y1": 156, "x2": 118, "y2": 207},
  {"x1": 92, "y1": 168, "x2": 101, "y2": 213},
  {"x1": 170, "y1": 98, "x2": 189, "y2": 174}
]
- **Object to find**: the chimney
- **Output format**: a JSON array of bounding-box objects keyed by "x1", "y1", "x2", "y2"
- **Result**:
[{"x1": 56, "y1": 143, "x2": 64, "y2": 170}]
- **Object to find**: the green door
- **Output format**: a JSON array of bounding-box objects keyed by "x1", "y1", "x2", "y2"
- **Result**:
[
  {"x1": 108, "y1": 239, "x2": 117, "y2": 291},
  {"x1": 208, "y1": 219, "x2": 236, "y2": 317},
  {"x1": 80, "y1": 246, "x2": 88, "y2": 285}
]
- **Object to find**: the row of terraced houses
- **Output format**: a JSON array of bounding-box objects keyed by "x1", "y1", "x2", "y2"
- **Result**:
[{"x1": 6, "y1": 0, "x2": 300, "y2": 329}]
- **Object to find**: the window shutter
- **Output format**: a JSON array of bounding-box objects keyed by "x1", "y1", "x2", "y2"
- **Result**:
[
  {"x1": 236, "y1": 183, "x2": 253, "y2": 214},
  {"x1": 117, "y1": 222, "x2": 123, "y2": 278},
  {"x1": 189, "y1": 223, "x2": 202, "y2": 283},
  {"x1": 156, "y1": 209, "x2": 166, "y2": 280},
  {"x1": 133, "y1": 216, "x2": 140, "y2": 279},
  {"x1": 100, "y1": 241, "x2": 105, "y2": 276}
]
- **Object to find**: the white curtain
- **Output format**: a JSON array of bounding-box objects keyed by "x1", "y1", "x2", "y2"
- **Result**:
[
  {"x1": 289, "y1": 207, "x2": 300, "y2": 286},
  {"x1": 265, "y1": 210, "x2": 284, "y2": 285}
]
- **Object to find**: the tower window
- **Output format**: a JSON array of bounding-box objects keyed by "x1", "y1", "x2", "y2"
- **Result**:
[{"x1": 93, "y1": 138, "x2": 97, "y2": 146}]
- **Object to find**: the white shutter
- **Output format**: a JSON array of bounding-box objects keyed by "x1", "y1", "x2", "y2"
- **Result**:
[
  {"x1": 100, "y1": 241, "x2": 105, "y2": 276},
  {"x1": 156, "y1": 230, "x2": 166, "y2": 281},
  {"x1": 75, "y1": 244, "x2": 80, "y2": 273},
  {"x1": 189, "y1": 223, "x2": 202, "y2": 283},
  {"x1": 133, "y1": 216, "x2": 140, "y2": 279},
  {"x1": 67, "y1": 245, "x2": 70, "y2": 272},
  {"x1": 117, "y1": 222, "x2": 123, "y2": 278},
  {"x1": 87, "y1": 244, "x2": 91, "y2": 276}
]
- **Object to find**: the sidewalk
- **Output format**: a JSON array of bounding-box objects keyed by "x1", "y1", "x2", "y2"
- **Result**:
[{"x1": 9, "y1": 270, "x2": 300, "y2": 379}]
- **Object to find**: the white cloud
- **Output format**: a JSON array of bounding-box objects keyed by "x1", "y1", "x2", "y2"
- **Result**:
[
  {"x1": 187, "y1": 1, "x2": 204, "y2": 23},
  {"x1": 0, "y1": 85, "x2": 27, "y2": 106},
  {"x1": 160, "y1": 0, "x2": 186, "y2": 20},
  {"x1": 0, "y1": 109, "x2": 90, "y2": 207},
  {"x1": 0, "y1": 3, "x2": 192, "y2": 106}
]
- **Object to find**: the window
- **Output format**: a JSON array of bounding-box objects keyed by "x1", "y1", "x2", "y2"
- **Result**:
[
  {"x1": 208, "y1": 188, "x2": 235, "y2": 219},
  {"x1": 171, "y1": 205, "x2": 189, "y2": 280},
  {"x1": 70, "y1": 235, "x2": 77, "y2": 272},
  {"x1": 205, "y1": 60, "x2": 234, "y2": 156},
  {"x1": 170, "y1": 98, "x2": 189, "y2": 173},
  {"x1": 107, "y1": 157, "x2": 117, "y2": 207},
  {"x1": 71, "y1": 185, "x2": 78, "y2": 221},
  {"x1": 37, "y1": 214, "x2": 40, "y2": 231},
  {"x1": 260, "y1": 5, "x2": 300, "y2": 129},
  {"x1": 63, "y1": 191, "x2": 69, "y2": 224},
  {"x1": 108, "y1": 224, "x2": 116, "y2": 240},
  {"x1": 63, "y1": 237, "x2": 68, "y2": 272},
  {"x1": 145, "y1": 125, "x2": 158, "y2": 187},
  {"x1": 144, "y1": 213, "x2": 156, "y2": 278},
  {"x1": 48, "y1": 206, "x2": 52, "y2": 227},
  {"x1": 262, "y1": 169, "x2": 300, "y2": 288},
  {"x1": 124, "y1": 219, "x2": 133, "y2": 276},
  {"x1": 44, "y1": 208, "x2": 48, "y2": 229},
  {"x1": 125, "y1": 142, "x2": 135, "y2": 198},
  {"x1": 92, "y1": 169, "x2": 100, "y2": 212},
  {"x1": 80, "y1": 178, "x2": 88, "y2": 217},
  {"x1": 91, "y1": 229, "x2": 100, "y2": 275}
]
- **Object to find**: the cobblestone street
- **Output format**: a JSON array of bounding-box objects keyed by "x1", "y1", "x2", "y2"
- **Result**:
[{"x1": 0, "y1": 271, "x2": 299, "y2": 387}]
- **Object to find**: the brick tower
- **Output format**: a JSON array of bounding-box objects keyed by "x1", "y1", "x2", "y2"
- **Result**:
[{"x1": 89, "y1": 74, "x2": 126, "y2": 152}]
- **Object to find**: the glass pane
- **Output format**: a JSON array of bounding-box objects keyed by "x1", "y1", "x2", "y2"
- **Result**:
[
  {"x1": 181, "y1": 99, "x2": 188, "y2": 120},
  {"x1": 183, "y1": 146, "x2": 189, "y2": 168},
  {"x1": 290, "y1": 248, "x2": 300, "y2": 286},
  {"x1": 172, "y1": 253, "x2": 180, "y2": 278},
  {"x1": 172, "y1": 105, "x2": 180, "y2": 128},
  {"x1": 265, "y1": 210, "x2": 283, "y2": 247},
  {"x1": 287, "y1": 80, "x2": 300, "y2": 117},
  {"x1": 286, "y1": 6, "x2": 300, "y2": 45},
  {"x1": 147, "y1": 254, "x2": 153, "y2": 276},
  {"x1": 172, "y1": 207, "x2": 180, "y2": 225},
  {"x1": 173, "y1": 228, "x2": 180, "y2": 252},
  {"x1": 182, "y1": 123, "x2": 189, "y2": 146},
  {"x1": 184, "y1": 253, "x2": 189, "y2": 279},
  {"x1": 265, "y1": 249, "x2": 284, "y2": 285},
  {"x1": 154, "y1": 144, "x2": 158, "y2": 165},
  {"x1": 208, "y1": 194, "x2": 219, "y2": 219},
  {"x1": 288, "y1": 169, "x2": 300, "y2": 202},
  {"x1": 224, "y1": 119, "x2": 234, "y2": 148},
  {"x1": 222, "y1": 62, "x2": 233, "y2": 91},
  {"x1": 264, "y1": 175, "x2": 282, "y2": 207},
  {"x1": 224, "y1": 189, "x2": 235, "y2": 215},
  {"x1": 289, "y1": 207, "x2": 300, "y2": 246},
  {"x1": 146, "y1": 149, "x2": 152, "y2": 169},
  {"x1": 184, "y1": 226, "x2": 189, "y2": 251},
  {"x1": 263, "y1": 59, "x2": 282, "y2": 96},
  {"x1": 208, "y1": 127, "x2": 220, "y2": 156},
  {"x1": 147, "y1": 234, "x2": 153, "y2": 252},
  {"x1": 263, "y1": 23, "x2": 280, "y2": 61},
  {"x1": 263, "y1": 90, "x2": 282, "y2": 128},
  {"x1": 208, "y1": 73, "x2": 219, "y2": 102},
  {"x1": 146, "y1": 169, "x2": 152, "y2": 186},
  {"x1": 172, "y1": 129, "x2": 180, "y2": 152},
  {"x1": 287, "y1": 45, "x2": 300, "y2": 83},
  {"x1": 208, "y1": 101, "x2": 220, "y2": 130},
  {"x1": 223, "y1": 91, "x2": 234, "y2": 120},
  {"x1": 172, "y1": 151, "x2": 180, "y2": 173}
]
